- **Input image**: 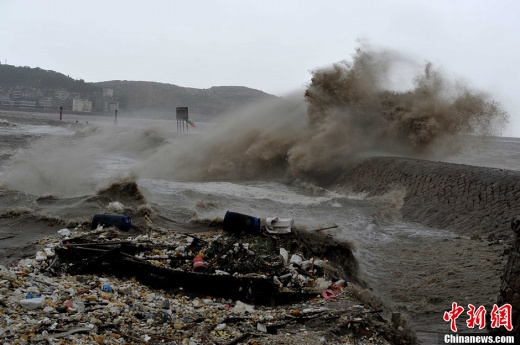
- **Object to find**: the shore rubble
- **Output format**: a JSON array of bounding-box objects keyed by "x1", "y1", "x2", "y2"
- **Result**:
[{"x1": 0, "y1": 222, "x2": 415, "y2": 344}]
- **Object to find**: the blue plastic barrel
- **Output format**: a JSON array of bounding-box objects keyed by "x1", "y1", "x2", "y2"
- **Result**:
[
  {"x1": 91, "y1": 214, "x2": 132, "y2": 232},
  {"x1": 222, "y1": 211, "x2": 260, "y2": 235}
]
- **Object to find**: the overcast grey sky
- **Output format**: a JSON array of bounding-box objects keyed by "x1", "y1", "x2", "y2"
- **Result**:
[{"x1": 2, "y1": 0, "x2": 520, "y2": 135}]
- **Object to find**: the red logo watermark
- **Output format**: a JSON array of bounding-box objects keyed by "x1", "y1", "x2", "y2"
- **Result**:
[{"x1": 443, "y1": 302, "x2": 513, "y2": 332}]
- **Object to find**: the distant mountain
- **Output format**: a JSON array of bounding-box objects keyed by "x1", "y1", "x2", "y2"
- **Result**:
[
  {"x1": 0, "y1": 65, "x2": 98, "y2": 93},
  {"x1": 0, "y1": 65, "x2": 278, "y2": 118},
  {"x1": 93, "y1": 80, "x2": 278, "y2": 119}
]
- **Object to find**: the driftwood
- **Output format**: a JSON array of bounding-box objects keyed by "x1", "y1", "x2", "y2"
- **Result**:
[
  {"x1": 312, "y1": 225, "x2": 338, "y2": 232},
  {"x1": 226, "y1": 332, "x2": 252, "y2": 345},
  {"x1": 30, "y1": 327, "x2": 93, "y2": 342}
]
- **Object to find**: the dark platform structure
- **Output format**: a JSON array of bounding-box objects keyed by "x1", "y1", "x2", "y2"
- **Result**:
[{"x1": 176, "y1": 107, "x2": 189, "y2": 132}]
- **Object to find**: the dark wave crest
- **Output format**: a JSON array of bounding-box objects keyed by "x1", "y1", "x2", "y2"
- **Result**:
[{"x1": 96, "y1": 175, "x2": 145, "y2": 201}]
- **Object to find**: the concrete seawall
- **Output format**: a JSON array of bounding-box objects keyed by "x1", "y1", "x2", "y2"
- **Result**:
[
  {"x1": 494, "y1": 216, "x2": 520, "y2": 335},
  {"x1": 338, "y1": 157, "x2": 520, "y2": 238}
]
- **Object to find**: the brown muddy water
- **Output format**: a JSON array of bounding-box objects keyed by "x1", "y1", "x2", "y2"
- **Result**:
[{"x1": 0, "y1": 108, "x2": 515, "y2": 344}]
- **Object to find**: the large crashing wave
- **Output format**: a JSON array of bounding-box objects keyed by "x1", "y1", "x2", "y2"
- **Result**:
[
  {"x1": 288, "y1": 47, "x2": 508, "y2": 182},
  {"x1": 141, "y1": 46, "x2": 508, "y2": 184},
  {"x1": 0, "y1": 45, "x2": 509, "y2": 196}
]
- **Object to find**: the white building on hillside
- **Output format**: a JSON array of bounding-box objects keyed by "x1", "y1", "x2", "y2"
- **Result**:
[
  {"x1": 55, "y1": 90, "x2": 69, "y2": 101},
  {"x1": 72, "y1": 99, "x2": 92, "y2": 112},
  {"x1": 103, "y1": 88, "x2": 113, "y2": 97}
]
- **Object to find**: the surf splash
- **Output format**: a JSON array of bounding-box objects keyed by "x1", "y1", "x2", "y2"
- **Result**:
[
  {"x1": 0, "y1": 121, "x2": 170, "y2": 197},
  {"x1": 289, "y1": 46, "x2": 508, "y2": 183},
  {"x1": 0, "y1": 45, "x2": 510, "y2": 196},
  {"x1": 141, "y1": 45, "x2": 509, "y2": 185}
]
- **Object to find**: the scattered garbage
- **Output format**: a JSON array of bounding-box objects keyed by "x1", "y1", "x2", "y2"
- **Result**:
[
  {"x1": 107, "y1": 201, "x2": 124, "y2": 212},
  {"x1": 19, "y1": 296, "x2": 46, "y2": 310},
  {"x1": 257, "y1": 322, "x2": 279, "y2": 334},
  {"x1": 0, "y1": 210, "x2": 409, "y2": 344},
  {"x1": 232, "y1": 300, "x2": 255, "y2": 313},
  {"x1": 290, "y1": 253, "x2": 303, "y2": 265},
  {"x1": 51, "y1": 212, "x2": 352, "y2": 306},
  {"x1": 192, "y1": 253, "x2": 205, "y2": 271},
  {"x1": 266, "y1": 216, "x2": 294, "y2": 234},
  {"x1": 44, "y1": 247, "x2": 55, "y2": 257},
  {"x1": 57, "y1": 228, "x2": 71, "y2": 237},
  {"x1": 279, "y1": 247, "x2": 289, "y2": 265},
  {"x1": 54, "y1": 236, "x2": 315, "y2": 305},
  {"x1": 322, "y1": 289, "x2": 337, "y2": 300},
  {"x1": 215, "y1": 323, "x2": 227, "y2": 331},
  {"x1": 91, "y1": 213, "x2": 131, "y2": 231},
  {"x1": 334, "y1": 279, "x2": 346, "y2": 288},
  {"x1": 34, "y1": 250, "x2": 47, "y2": 262}
]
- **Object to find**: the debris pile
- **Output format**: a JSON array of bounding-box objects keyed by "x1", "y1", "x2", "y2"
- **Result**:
[{"x1": 0, "y1": 219, "x2": 414, "y2": 344}]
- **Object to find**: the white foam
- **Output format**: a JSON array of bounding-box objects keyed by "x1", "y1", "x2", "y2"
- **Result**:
[
  {"x1": 20, "y1": 124, "x2": 75, "y2": 136},
  {"x1": 138, "y1": 179, "x2": 341, "y2": 207}
]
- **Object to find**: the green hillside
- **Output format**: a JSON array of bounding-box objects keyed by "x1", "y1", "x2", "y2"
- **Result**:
[
  {"x1": 94, "y1": 80, "x2": 277, "y2": 117},
  {"x1": 0, "y1": 65, "x2": 278, "y2": 118},
  {"x1": 0, "y1": 65, "x2": 98, "y2": 93}
]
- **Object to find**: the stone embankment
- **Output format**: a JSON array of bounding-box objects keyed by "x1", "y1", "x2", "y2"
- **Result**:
[
  {"x1": 494, "y1": 216, "x2": 520, "y2": 336},
  {"x1": 337, "y1": 157, "x2": 520, "y2": 238}
]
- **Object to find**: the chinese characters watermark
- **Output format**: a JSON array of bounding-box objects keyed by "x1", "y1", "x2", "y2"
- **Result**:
[{"x1": 443, "y1": 302, "x2": 513, "y2": 332}]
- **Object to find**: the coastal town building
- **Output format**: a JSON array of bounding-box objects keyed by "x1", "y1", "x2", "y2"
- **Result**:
[
  {"x1": 72, "y1": 98, "x2": 93, "y2": 112},
  {"x1": 0, "y1": 86, "x2": 118, "y2": 113},
  {"x1": 103, "y1": 88, "x2": 113, "y2": 97},
  {"x1": 39, "y1": 97, "x2": 52, "y2": 110},
  {"x1": 54, "y1": 90, "x2": 69, "y2": 101}
]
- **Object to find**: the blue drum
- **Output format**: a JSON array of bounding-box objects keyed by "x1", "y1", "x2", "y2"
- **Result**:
[{"x1": 222, "y1": 211, "x2": 260, "y2": 235}]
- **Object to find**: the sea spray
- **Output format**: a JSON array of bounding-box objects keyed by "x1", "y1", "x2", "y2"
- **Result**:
[
  {"x1": 0, "y1": 123, "x2": 170, "y2": 197},
  {"x1": 289, "y1": 46, "x2": 508, "y2": 183},
  {"x1": 0, "y1": 45, "x2": 510, "y2": 195},
  {"x1": 139, "y1": 45, "x2": 508, "y2": 185},
  {"x1": 137, "y1": 95, "x2": 307, "y2": 181}
]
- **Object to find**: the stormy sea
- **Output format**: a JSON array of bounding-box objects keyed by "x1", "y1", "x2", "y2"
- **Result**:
[{"x1": 0, "y1": 48, "x2": 513, "y2": 343}]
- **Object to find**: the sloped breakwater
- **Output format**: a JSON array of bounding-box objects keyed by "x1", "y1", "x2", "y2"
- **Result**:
[{"x1": 338, "y1": 156, "x2": 520, "y2": 239}]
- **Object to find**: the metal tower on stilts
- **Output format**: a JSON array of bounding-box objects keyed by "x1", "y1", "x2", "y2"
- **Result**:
[{"x1": 176, "y1": 107, "x2": 189, "y2": 132}]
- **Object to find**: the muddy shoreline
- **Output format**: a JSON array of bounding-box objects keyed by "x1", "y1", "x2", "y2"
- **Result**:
[
  {"x1": 0, "y1": 212, "x2": 416, "y2": 344},
  {"x1": 0, "y1": 161, "x2": 514, "y2": 344},
  {"x1": 0, "y1": 151, "x2": 515, "y2": 343}
]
